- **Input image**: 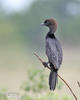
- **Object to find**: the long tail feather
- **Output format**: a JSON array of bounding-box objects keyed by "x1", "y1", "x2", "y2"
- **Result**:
[{"x1": 49, "y1": 70, "x2": 57, "y2": 91}]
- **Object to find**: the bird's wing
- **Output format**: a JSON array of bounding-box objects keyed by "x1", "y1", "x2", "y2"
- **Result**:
[
  {"x1": 46, "y1": 38, "x2": 59, "y2": 69},
  {"x1": 55, "y1": 38, "x2": 63, "y2": 66}
]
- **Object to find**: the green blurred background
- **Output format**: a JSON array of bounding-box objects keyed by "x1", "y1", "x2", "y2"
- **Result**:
[{"x1": 0, "y1": 0, "x2": 80, "y2": 100}]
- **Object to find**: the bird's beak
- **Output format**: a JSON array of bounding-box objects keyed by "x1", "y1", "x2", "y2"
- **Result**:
[{"x1": 40, "y1": 23, "x2": 45, "y2": 26}]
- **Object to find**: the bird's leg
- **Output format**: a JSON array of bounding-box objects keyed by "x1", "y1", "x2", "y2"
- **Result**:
[{"x1": 43, "y1": 61, "x2": 49, "y2": 68}]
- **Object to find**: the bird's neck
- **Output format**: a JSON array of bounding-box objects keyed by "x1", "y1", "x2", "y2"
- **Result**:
[
  {"x1": 46, "y1": 26, "x2": 56, "y2": 39},
  {"x1": 49, "y1": 25, "x2": 56, "y2": 34},
  {"x1": 46, "y1": 33, "x2": 56, "y2": 39}
]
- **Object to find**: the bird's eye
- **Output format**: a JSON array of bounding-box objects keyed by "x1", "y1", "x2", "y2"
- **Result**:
[
  {"x1": 44, "y1": 20, "x2": 48, "y2": 24},
  {"x1": 44, "y1": 20, "x2": 50, "y2": 26}
]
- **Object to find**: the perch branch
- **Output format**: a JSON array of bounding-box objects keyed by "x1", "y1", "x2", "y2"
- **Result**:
[
  {"x1": 34, "y1": 53, "x2": 78, "y2": 100},
  {"x1": 77, "y1": 81, "x2": 80, "y2": 88}
]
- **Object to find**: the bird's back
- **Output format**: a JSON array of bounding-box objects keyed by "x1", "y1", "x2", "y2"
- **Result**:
[{"x1": 55, "y1": 38, "x2": 63, "y2": 66}]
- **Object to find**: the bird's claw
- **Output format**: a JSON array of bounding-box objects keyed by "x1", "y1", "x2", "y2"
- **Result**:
[{"x1": 43, "y1": 62, "x2": 48, "y2": 67}]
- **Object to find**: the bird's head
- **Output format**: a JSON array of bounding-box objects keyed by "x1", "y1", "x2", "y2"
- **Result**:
[{"x1": 41, "y1": 18, "x2": 57, "y2": 33}]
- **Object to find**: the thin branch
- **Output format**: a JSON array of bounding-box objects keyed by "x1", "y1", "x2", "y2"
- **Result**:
[
  {"x1": 34, "y1": 53, "x2": 51, "y2": 70},
  {"x1": 77, "y1": 81, "x2": 80, "y2": 88},
  {"x1": 34, "y1": 53, "x2": 78, "y2": 100}
]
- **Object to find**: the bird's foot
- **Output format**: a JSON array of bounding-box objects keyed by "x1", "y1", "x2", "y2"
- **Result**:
[{"x1": 43, "y1": 62, "x2": 49, "y2": 68}]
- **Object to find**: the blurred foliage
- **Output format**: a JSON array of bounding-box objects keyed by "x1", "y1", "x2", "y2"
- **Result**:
[
  {"x1": 20, "y1": 67, "x2": 72, "y2": 100},
  {"x1": 0, "y1": 88, "x2": 8, "y2": 100},
  {"x1": 0, "y1": 88, "x2": 8, "y2": 93},
  {"x1": 57, "y1": 80, "x2": 64, "y2": 90},
  {"x1": 21, "y1": 67, "x2": 64, "y2": 92},
  {"x1": 20, "y1": 93, "x2": 71, "y2": 100},
  {"x1": 0, "y1": 94, "x2": 8, "y2": 100},
  {"x1": 21, "y1": 68, "x2": 48, "y2": 92}
]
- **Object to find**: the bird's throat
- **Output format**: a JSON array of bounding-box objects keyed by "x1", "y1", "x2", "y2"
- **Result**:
[
  {"x1": 49, "y1": 25, "x2": 56, "y2": 34},
  {"x1": 46, "y1": 33, "x2": 55, "y2": 39}
]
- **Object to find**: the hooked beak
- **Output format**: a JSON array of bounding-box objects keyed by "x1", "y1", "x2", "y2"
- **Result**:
[{"x1": 40, "y1": 23, "x2": 45, "y2": 26}]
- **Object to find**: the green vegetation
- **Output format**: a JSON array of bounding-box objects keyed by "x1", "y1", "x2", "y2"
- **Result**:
[
  {"x1": 0, "y1": 68, "x2": 72, "y2": 100},
  {"x1": 20, "y1": 94, "x2": 71, "y2": 100},
  {"x1": 0, "y1": 94, "x2": 7, "y2": 100},
  {"x1": 20, "y1": 68, "x2": 72, "y2": 100}
]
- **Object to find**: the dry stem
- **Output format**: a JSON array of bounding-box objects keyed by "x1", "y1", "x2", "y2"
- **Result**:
[
  {"x1": 34, "y1": 53, "x2": 78, "y2": 100},
  {"x1": 77, "y1": 81, "x2": 80, "y2": 88}
]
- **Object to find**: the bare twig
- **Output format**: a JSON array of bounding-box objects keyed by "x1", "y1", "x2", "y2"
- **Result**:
[
  {"x1": 77, "y1": 81, "x2": 80, "y2": 88},
  {"x1": 34, "y1": 53, "x2": 51, "y2": 70},
  {"x1": 34, "y1": 53, "x2": 78, "y2": 100}
]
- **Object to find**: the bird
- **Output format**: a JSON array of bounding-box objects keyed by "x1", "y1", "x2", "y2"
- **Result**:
[{"x1": 41, "y1": 18, "x2": 63, "y2": 91}]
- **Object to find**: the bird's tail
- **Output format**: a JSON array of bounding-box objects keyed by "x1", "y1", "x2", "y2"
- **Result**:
[{"x1": 49, "y1": 69, "x2": 57, "y2": 91}]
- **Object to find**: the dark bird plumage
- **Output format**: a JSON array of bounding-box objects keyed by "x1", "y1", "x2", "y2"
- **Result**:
[{"x1": 41, "y1": 18, "x2": 63, "y2": 91}]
